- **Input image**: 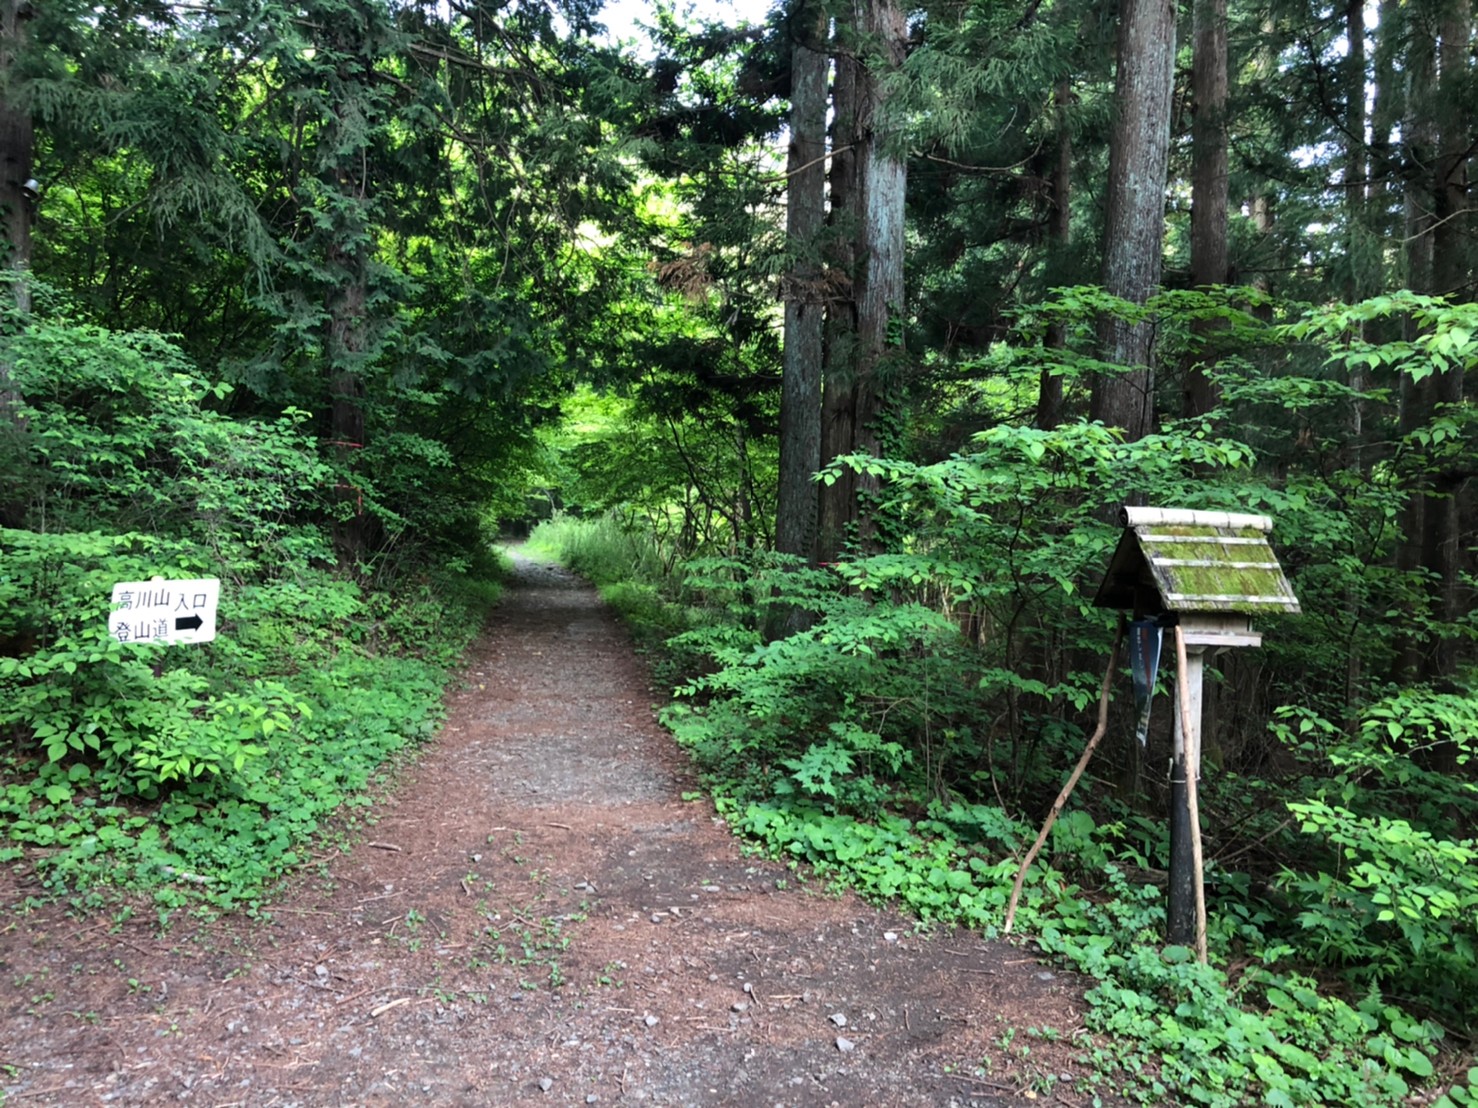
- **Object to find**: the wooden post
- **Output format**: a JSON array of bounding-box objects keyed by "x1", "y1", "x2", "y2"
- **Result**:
[
  {"x1": 1092, "y1": 506, "x2": 1299, "y2": 960},
  {"x1": 1169, "y1": 626, "x2": 1208, "y2": 959}
]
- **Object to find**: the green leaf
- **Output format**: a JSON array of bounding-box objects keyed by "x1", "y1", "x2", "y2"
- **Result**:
[{"x1": 1402, "y1": 1048, "x2": 1435, "y2": 1078}]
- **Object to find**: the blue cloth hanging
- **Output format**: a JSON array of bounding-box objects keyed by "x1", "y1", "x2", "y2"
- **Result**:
[{"x1": 1128, "y1": 618, "x2": 1163, "y2": 749}]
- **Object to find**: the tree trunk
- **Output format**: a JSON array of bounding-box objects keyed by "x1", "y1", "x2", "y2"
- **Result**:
[
  {"x1": 1396, "y1": 17, "x2": 1435, "y2": 653},
  {"x1": 1336, "y1": 0, "x2": 1371, "y2": 714},
  {"x1": 1095, "y1": 0, "x2": 1175, "y2": 800},
  {"x1": 321, "y1": 11, "x2": 378, "y2": 565},
  {"x1": 0, "y1": 0, "x2": 32, "y2": 435},
  {"x1": 1401, "y1": 23, "x2": 1436, "y2": 300},
  {"x1": 1344, "y1": 0, "x2": 1369, "y2": 309},
  {"x1": 0, "y1": 0, "x2": 29, "y2": 316},
  {"x1": 850, "y1": 0, "x2": 907, "y2": 549},
  {"x1": 1183, "y1": 0, "x2": 1227, "y2": 420},
  {"x1": 1237, "y1": 14, "x2": 1277, "y2": 323},
  {"x1": 327, "y1": 231, "x2": 369, "y2": 563},
  {"x1": 1432, "y1": 0, "x2": 1470, "y2": 302},
  {"x1": 1389, "y1": 8, "x2": 1472, "y2": 691},
  {"x1": 1091, "y1": 0, "x2": 1176, "y2": 441},
  {"x1": 775, "y1": 0, "x2": 828, "y2": 566},
  {"x1": 1420, "y1": 0, "x2": 1471, "y2": 685},
  {"x1": 818, "y1": 22, "x2": 859, "y2": 563}
]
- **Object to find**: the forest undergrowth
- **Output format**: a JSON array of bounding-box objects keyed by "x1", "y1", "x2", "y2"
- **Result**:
[
  {"x1": 528, "y1": 454, "x2": 1478, "y2": 1108},
  {"x1": 10, "y1": 3, "x2": 1478, "y2": 1104},
  {"x1": 0, "y1": 316, "x2": 503, "y2": 921}
]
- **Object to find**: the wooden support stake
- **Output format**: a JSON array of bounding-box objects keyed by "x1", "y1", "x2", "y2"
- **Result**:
[
  {"x1": 1173, "y1": 625, "x2": 1208, "y2": 963},
  {"x1": 1003, "y1": 620, "x2": 1125, "y2": 936}
]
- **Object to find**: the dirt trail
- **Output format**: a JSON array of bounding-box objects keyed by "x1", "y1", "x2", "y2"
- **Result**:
[{"x1": 1, "y1": 554, "x2": 1108, "y2": 1107}]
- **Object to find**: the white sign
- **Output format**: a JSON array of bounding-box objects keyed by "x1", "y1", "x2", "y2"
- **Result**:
[{"x1": 109, "y1": 578, "x2": 221, "y2": 646}]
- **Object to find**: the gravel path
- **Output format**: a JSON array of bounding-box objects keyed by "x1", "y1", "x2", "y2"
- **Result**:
[{"x1": 0, "y1": 553, "x2": 1109, "y2": 1106}]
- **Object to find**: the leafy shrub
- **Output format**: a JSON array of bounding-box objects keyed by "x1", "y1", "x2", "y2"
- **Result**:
[
  {"x1": 0, "y1": 319, "x2": 498, "y2": 914},
  {"x1": 629, "y1": 410, "x2": 1469, "y2": 1104},
  {"x1": 1281, "y1": 802, "x2": 1477, "y2": 984},
  {"x1": 1050, "y1": 871, "x2": 1440, "y2": 1107},
  {"x1": 1254, "y1": 690, "x2": 1478, "y2": 1014}
]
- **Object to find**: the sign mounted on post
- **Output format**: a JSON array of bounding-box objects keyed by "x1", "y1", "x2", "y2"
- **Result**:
[
  {"x1": 109, "y1": 578, "x2": 220, "y2": 646},
  {"x1": 1093, "y1": 506, "x2": 1300, "y2": 959}
]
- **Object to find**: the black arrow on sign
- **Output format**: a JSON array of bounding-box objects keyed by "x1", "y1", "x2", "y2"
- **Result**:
[{"x1": 175, "y1": 614, "x2": 204, "y2": 632}]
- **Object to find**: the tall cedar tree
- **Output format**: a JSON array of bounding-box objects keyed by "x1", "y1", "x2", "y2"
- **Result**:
[
  {"x1": 775, "y1": 0, "x2": 828, "y2": 567},
  {"x1": 0, "y1": 0, "x2": 30, "y2": 319},
  {"x1": 1091, "y1": 0, "x2": 1176, "y2": 442},
  {"x1": 818, "y1": 0, "x2": 907, "y2": 559},
  {"x1": 1184, "y1": 0, "x2": 1228, "y2": 420}
]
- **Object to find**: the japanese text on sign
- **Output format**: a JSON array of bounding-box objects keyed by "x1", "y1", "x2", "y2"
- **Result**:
[{"x1": 109, "y1": 578, "x2": 221, "y2": 645}]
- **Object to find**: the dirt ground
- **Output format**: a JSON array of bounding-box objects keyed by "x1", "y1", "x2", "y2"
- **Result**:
[{"x1": 0, "y1": 554, "x2": 1122, "y2": 1107}]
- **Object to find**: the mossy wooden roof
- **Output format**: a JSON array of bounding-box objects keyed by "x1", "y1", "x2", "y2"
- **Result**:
[{"x1": 1093, "y1": 507, "x2": 1301, "y2": 616}]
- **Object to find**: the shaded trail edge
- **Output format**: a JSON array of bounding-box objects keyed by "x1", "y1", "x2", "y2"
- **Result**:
[{"x1": 0, "y1": 552, "x2": 1115, "y2": 1107}]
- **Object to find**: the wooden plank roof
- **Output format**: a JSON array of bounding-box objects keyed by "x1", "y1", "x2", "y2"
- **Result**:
[{"x1": 1093, "y1": 507, "x2": 1301, "y2": 615}]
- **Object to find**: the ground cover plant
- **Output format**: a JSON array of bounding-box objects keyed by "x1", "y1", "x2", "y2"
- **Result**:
[
  {"x1": 7, "y1": 0, "x2": 1478, "y2": 1102},
  {"x1": 530, "y1": 297, "x2": 1478, "y2": 1105},
  {"x1": 0, "y1": 316, "x2": 501, "y2": 918}
]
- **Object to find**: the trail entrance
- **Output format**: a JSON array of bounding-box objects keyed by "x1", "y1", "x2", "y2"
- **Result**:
[{"x1": 1, "y1": 555, "x2": 1105, "y2": 1106}]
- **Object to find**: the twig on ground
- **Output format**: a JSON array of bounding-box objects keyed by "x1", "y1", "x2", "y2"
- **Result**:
[
  {"x1": 268, "y1": 907, "x2": 336, "y2": 917},
  {"x1": 943, "y1": 1073, "x2": 1015, "y2": 1092},
  {"x1": 8, "y1": 1086, "x2": 83, "y2": 1102}
]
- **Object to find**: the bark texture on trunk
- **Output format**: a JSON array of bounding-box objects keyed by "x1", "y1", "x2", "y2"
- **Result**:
[
  {"x1": 1401, "y1": 24, "x2": 1436, "y2": 301},
  {"x1": 1421, "y1": 0, "x2": 1471, "y2": 685},
  {"x1": 1091, "y1": 0, "x2": 1176, "y2": 441},
  {"x1": 327, "y1": 230, "x2": 370, "y2": 563},
  {"x1": 1432, "y1": 0, "x2": 1470, "y2": 301},
  {"x1": 0, "y1": 0, "x2": 32, "y2": 434},
  {"x1": 776, "y1": 0, "x2": 828, "y2": 565},
  {"x1": 818, "y1": 0, "x2": 905, "y2": 562},
  {"x1": 1242, "y1": 15, "x2": 1278, "y2": 323},
  {"x1": 1394, "y1": 20, "x2": 1435, "y2": 683},
  {"x1": 322, "y1": 16, "x2": 377, "y2": 565},
  {"x1": 1392, "y1": 7, "x2": 1473, "y2": 688},
  {"x1": 849, "y1": 0, "x2": 907, "y2": 549},
  {"x1": 0, "y1": 0, "x2": 29, "y2": 309},
  {"x1": 1369, "y1": 0, "x2": 1403, "y2": 212},
  {"x1": 818, "y1": 41, "x2": 859, "y2": 564},
  {"x1": 1184, "y1": 0, "x2": 1227, "y2": 420},
  {"x1": 1095, "y1": 0, "x2": 1175, "y2": 800},
  {"x1": 1343, "y1": 0, "x2": 1370, "y2": 306}
]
